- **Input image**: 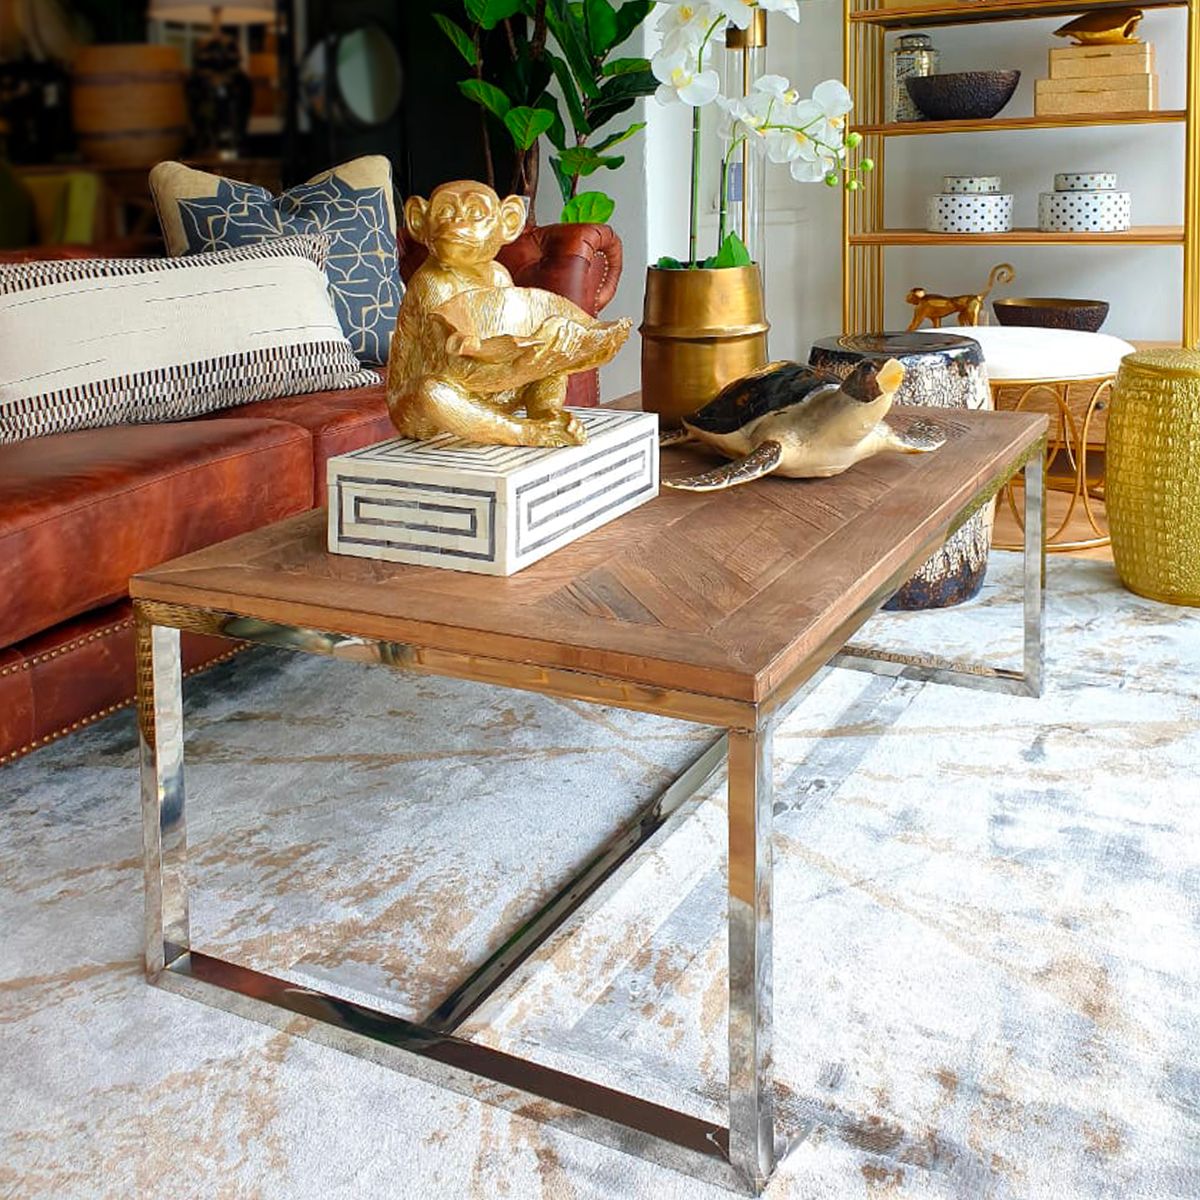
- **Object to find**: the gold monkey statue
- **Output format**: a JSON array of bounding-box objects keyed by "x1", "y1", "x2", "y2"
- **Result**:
[
  {"x1": 1054, "y1": 8, "x2": 1143, "y2": 45},
  {"x1": 906, "y1": 263, "x2": 1015, "y2": 330},
  {"x1": 386, "y1": 180, "x2": 631, "y2": 447}
]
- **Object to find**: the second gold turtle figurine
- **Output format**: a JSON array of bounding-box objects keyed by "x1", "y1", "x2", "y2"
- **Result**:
[{"x1": 662, "y1": 359, "x2": 945, "y2": 491}]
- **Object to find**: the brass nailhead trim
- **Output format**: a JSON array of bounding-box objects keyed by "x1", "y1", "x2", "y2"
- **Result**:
[
  {"x1": 0, "y1": 617, "x2": 135, "y2": 678},
  {"x1": 0, "y1": 644, "x2": 244, "y2": 765}
]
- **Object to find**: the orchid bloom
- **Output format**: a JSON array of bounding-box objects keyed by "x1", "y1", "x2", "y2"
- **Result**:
[
  {"x1": 811, "y1": 79, "x2": 854, "y2": 147},
  {"x1": 757, "y1": 0, "x2": 801, "y2": 18},
  {"x1": 652, "y1": 48, "x2": 722, "y2": 107},
  {"x1": 654, "y1": 0, "x2": 722, "y2": 56}
]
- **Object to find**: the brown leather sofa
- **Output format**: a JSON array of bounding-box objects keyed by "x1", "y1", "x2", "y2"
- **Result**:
[{"x1": 0, "y1": 223, "x2": 623, "y2": 764}]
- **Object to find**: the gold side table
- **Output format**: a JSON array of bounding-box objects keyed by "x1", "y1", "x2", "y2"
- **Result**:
[
  {"x1": 992, "y1": 375, "x2": 1112, "y2": 553},
  {"x1": 1107, "y1": 349, "x2": 1200, "y2": 605}
]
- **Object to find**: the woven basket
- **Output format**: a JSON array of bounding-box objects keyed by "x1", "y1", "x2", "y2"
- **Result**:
[{"x1": 1107, "y1": 349, "x2": 1200, "y2": 605}]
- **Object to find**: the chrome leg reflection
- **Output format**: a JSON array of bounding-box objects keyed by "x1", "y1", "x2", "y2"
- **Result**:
[
  {"x1": 727, "y1": 724, "x2": 775, "y2": 1193},
  {"x1": 137, "y1": 618, "x2": 189, "y2": 977}
]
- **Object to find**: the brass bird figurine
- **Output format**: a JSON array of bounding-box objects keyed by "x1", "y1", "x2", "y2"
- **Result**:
[{"x1": 1054, "y1": 8, "x2": 1143, "y2": 45}]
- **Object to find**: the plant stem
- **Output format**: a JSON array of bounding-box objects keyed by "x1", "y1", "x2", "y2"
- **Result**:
[
  {"x1": 689, "y1": 104, "x2": 702, "y2": 267},
  {"x1": 719, "y1": 135, "x2": 746, "y2": 246},
  {"x1": 473, "y1": 28, "x2": 495, "y2": 189}
]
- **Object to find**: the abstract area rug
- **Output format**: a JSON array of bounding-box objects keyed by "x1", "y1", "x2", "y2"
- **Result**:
[{"x1": 2, "y1": 553, "x2": 1199, "y2": 1200}]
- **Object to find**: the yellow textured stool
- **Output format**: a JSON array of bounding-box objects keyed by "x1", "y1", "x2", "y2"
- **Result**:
[{"x1": 1107, "y1": 349, "x2": 1200, "y2": 606}]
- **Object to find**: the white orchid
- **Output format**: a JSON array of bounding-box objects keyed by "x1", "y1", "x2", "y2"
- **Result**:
[
  {"x1": 763, "y1": 97, "x2": 823, "y2": 164},
  {"x1": 811, "y1": 79, "x2": 854, "y2": 147},
  {"x1": 754, "y1": 74, "x2": 800, "y2": 104},
  {"x1": 758, "y1": 0, "x2": 801, "y2": 18},
  {"x1": 654, "y1": 0, "x2": 722, "y2": 56},
  {"x1": 652, "y1": 48, "x2": 722, "y2": 107}
]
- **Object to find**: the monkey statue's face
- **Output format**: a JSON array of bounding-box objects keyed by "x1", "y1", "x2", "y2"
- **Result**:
[
  {"x1": 405, "y1": 181, "x2": 526, "y2": 269},
  {"x1": 905, "y1": 288, "x2": 927, "y2": 304}
]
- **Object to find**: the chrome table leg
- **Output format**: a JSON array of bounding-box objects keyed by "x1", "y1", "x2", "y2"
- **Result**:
[
  {"x1": 832, "y1": 440, "x2": 1048, "y2": 698},
  {"x1": 727, "y1": 723, "x2": 775, "y2": 1193},
  {"x1": 137, "y1": 618, "x2": 190, "y2": 977}
]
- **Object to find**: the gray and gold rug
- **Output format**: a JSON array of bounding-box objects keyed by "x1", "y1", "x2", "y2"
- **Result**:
[{"x1": 2, "y1": 553, "x2": 1198, "y2": 1199}]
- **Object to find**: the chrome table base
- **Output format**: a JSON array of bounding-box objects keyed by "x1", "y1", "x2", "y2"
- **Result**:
[{"x1": 137, "y1": 443, "x2": 1045, "y2": 1196}]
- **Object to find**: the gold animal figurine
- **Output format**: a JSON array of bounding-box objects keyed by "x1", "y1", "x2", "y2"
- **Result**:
[
  {"x1": 386, "y1": 180, "x2": 631, "y2": 447},
  {"x1": 1054, "y1": 8, "x2": 1143, "y2": 45},
  {"x1": 905, "y1": 263, "x2": 1015, "y2": 331}
]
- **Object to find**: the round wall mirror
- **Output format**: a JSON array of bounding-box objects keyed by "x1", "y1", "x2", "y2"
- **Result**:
[{"x1": 300, "y1": 24, "x2": 402, "y2": 128}]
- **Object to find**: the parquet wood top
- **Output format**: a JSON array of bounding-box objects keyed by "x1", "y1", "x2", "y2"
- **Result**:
[{"x1": 131, "y1": 406, "x2": 1046, "y2": 704}]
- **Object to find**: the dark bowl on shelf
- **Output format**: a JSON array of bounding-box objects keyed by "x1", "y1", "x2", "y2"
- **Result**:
[
  {"x1": 906, "y1": 70, "x2": 1021, "y2": 121},
  {"x1": 993, "y1": 297, "x2": 1110, "y2": 332}
]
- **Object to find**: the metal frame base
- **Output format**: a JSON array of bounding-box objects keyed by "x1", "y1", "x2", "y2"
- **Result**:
[{"x1": 136, "y1": 441, "x2": 1045, "y2": 1197}]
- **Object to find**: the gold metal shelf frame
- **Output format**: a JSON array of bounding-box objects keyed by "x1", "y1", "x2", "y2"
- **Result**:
[{"x1": 841, "y1": 0, "x2": 1200, "y2": 347}]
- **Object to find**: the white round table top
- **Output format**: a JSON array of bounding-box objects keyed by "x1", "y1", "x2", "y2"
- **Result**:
[{"x1": 912, "y1": 325, "x2": 1135, "y2": 381}]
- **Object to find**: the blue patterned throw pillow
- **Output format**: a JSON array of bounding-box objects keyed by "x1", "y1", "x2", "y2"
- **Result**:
[{"x1": 150, "y1": 156, "x2": 403, "y2": 366}]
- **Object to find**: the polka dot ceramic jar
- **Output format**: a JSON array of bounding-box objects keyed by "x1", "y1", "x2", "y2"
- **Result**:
[
  {"x1": 1054, "y1": 171, "x2": 1118, "y2": 192},
  {"x1": 1038, "y1": 188, "x2": 1131, "y2": 233},
  {"x1": 942, "y1": 175, "x2": 1003, "y2": 194},
  {"x1": 926, "y1": 191, "x2": 1014, "y2": 233}
]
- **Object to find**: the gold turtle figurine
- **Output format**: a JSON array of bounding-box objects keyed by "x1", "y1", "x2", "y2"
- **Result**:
[
  {"x1": 662, "y1": 359, "x2": 944, "y2": 491},
  {"x1": 386, "y1": 180, "x2": 631, "y2": 447},
  {"x1": 1054, "y1": 8, "x2": 1143, "y2": 44}
]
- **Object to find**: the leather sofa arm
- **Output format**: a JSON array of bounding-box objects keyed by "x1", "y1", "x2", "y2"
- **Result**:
[{"x1": 397, "y1": 221, "x2": 623, "y2": 318}]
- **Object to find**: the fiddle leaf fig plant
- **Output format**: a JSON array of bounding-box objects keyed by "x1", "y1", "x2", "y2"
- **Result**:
[{"x1": 435, "y1": 0, "x2": 656, "y2": 224}]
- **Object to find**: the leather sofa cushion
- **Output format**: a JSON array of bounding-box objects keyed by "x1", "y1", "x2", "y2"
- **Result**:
[
  {"x1": 0, "y1": 418, "x2": 313, "y2": 650},
  {"x1": 207, "y1": 377, "x2": 392, "y2": 498}
]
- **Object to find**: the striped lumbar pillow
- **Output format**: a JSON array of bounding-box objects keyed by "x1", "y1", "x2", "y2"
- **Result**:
[{"x1": 0, "y1": 233, "x2": 379, "y2": 444}]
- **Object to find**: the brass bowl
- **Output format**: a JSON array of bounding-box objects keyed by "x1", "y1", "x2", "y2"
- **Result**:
[{"x1": 993, "y1": 296, "x2": 1110, "y2": 332}]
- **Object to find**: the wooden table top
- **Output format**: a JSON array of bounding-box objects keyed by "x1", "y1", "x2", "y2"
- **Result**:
[{"x1": 131, "y1": 406, "x2": 1046, "y2": 706}]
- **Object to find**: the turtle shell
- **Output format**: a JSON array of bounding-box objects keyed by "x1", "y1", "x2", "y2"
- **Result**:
[{"x1": 684, "y1": 361, "x2": 844, "y2": 435}]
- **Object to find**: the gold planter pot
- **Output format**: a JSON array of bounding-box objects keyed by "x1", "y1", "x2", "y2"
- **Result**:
[
  {"x1": 639, "y1": 265, "x2": 769, "y2": 427},
  {"x1": 1107, "y1": 349, "x2": 1200, "y2": 606}
]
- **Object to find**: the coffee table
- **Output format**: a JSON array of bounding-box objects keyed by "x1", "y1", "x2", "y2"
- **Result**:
[{"x1": 131, "y1": 404, "x2": 1047, "y2": 1195}]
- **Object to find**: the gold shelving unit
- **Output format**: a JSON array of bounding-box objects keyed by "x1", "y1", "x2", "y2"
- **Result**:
[{"x1": 842, "y1": 0, "x2": 1200, "y2": 345}]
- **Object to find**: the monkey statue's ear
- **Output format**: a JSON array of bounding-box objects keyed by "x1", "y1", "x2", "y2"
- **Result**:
[
  {"x1": 498, "y1": 195, "x2": 527, "y2": 245},
  {"x1": 404, "y1": 195, "x2": 430, "y2": 245}
]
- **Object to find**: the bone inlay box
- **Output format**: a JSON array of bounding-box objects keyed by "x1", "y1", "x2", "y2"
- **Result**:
[{"x1": 327, "y1": 408, "x2": 659, "y2": 576}]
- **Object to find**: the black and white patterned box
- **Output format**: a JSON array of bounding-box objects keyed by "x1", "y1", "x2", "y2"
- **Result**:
[{"x1": 327, "y1": 409, "x2": 659, "y2": 575}]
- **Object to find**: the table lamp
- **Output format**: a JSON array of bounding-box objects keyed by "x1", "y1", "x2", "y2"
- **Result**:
[{"x1": 148, "y1": 1, "x2": 276, "y2": 158}]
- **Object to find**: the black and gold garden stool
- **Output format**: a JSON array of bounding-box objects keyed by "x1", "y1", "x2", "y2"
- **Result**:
[
  {"x1": 1107, "y1": 349, "x2": 1200, "y2": 606},
  {"x1": 809, "y1": 332, "x2": 992, "y2": 609}
]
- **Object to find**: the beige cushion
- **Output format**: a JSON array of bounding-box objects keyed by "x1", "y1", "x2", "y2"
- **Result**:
[
  {"x1": 914, "y1": 326, "x2": 1135, "y2": 381},
  {"x1": 0, "y1": 233, "x2": 377, "y2": 443}
]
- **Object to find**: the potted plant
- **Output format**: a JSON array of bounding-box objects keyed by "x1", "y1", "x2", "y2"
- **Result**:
[
  {"x1": 640, "y1": 0, "x2": 872, "y2": 424},
  {"x1": 433, "y1": 0, "x2": 656, "y2": 224}
]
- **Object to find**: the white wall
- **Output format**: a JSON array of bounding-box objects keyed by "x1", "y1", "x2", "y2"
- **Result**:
[{"x1": 587, "y1": 1, "x2": 1184, "y2": 404}]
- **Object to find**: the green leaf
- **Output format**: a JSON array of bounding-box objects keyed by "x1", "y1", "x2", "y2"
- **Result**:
[
  {"x1": 654, "y1": 254, "x2": 686, "y2": 270},
  {"x1": 536, "y1": 94, "x2": 568, "y2": 150},
  {"x1": 601, "y1": 56, "x2": 650, "y2": 78},
  {"x1": 584, "y1": 0, "x2": 618, "y2": 53},
  {"x1": 546, "y1": 0, "x2": 600, "y2": 98},
  {"x1": 458, "y1": 78, "x2": 511, "y2": 121},
  {"x1": 709, "y1": 232, "x2": 754, "y2": 269},
  {"x1": 464, "y1": 0, "x2": 522, "y2": 31},
  {"x1": 546, "y1": 50, "x2": 591, "y2": 137},
  {"x1": 557, "y1": 146, "x2": 624, "y2": 176},
  {"x1": 432, "y1": 14, "x2": 477, "y2": 67},
  {"x1": 588, "y1": 68, "x2": 656, "y2": 130},
  {"x1": 594, "y1": 120, "x2": 645, "y2": 153},
  {"x1": 612, "y1": 0, "x2": 653, "y2": 49},
  {"x1": 562, "y1": 191, "x2": 616, "y2": 223},
  {"x1": 503, "y1": 105, "x2": 555, "y2": 149},
  {"x1": 549, "y1": 155, "x2": 575, "y2": 204}
]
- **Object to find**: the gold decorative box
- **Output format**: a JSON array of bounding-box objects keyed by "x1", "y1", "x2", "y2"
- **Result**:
[
  {"x1": 1049, "y1": 42, "x2": 1155, "y2": 78},
  {"x1": 1035, "y1": 73, "x2": 1157, "y2": 115}
]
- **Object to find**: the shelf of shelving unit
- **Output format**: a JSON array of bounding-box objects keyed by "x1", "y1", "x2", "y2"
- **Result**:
[
  {"x1": 850, "y1": 0, "x2": 1187, "y2": 30},
  {"x1": 851, "y1": 226, "x2": 1186, "y2": 245},
  {"x1": 841, "y1": 0, "x2": 1199, "y2": 344},
  {"x1": 853, "y1": 110, "x2": 1186, "y2": 136}
]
